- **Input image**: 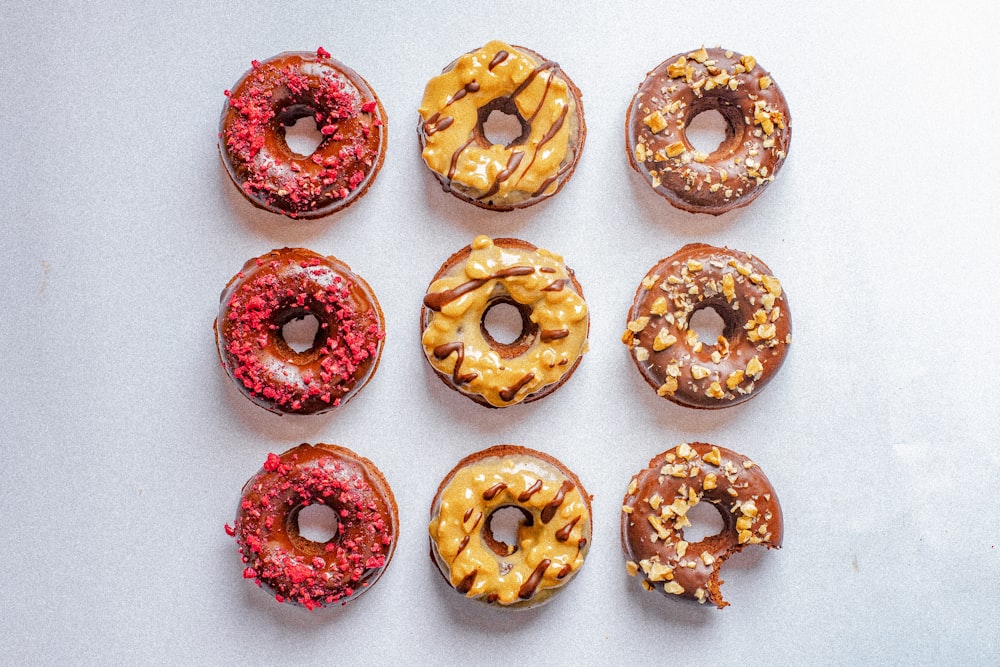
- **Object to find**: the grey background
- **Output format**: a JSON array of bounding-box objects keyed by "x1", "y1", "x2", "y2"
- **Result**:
[{"x1": 2, "y1": 1, "x2": 998, "y2": 664}]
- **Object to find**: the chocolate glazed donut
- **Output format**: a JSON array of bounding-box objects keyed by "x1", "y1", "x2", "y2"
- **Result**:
[
  {"x1": 622, "y1": 244, "x2": 791, "y2": 409},
  {"x1": 626, "y1": 47, "x2": 791, "y2": 215},
  {"x1": 214, "y1": 248, "x2": 385, "y2": 415},
  {"x1": 219, "y1": 47, "x2": 387, "y2": 219},
  {"x1": 228, "y1": 444, "x2": 398, "y2": 609},
  {"x1": 621, "y1": 443, "x2": 783, "y2": 608}
]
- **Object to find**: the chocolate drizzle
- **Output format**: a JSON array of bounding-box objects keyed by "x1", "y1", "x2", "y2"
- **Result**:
[
  {"x1": 499, "y1": 372, "x2": 535, "y2": 402},
  {"x1": 488, "y1": 50, "x2": 509, "y2": 71},
  {"x1": 423, "y1": 113, "x2": 454, "y2": 136},
  {"x1": 423, "y1": 266, "x2": 535, "y2": 312},
  {"x1": 478, "y1": 150, "x2": 525, "y2": 200},
  {"x1": 517, "y1": 479, "x2": 543, "y2": 502},
  {"x1": 540, "y1": 480, "x2": 575, "y2": 523},
  {"x1": 517, "y1": 559, "x2": 551, "y2": 599},
  {"x1": 455, "y1": 535, "x2": 470, "y2": 558},
  {"x1": 540, "y1": 329, "x2": 569, "y2": 343},
  {"x1": 542, "y1": 278, "x2": 568, "y2": 292},
  {"x1": 457, "y1": 570, "x2": 478, "y2": 594},
  {"x1": 446, "y1": 81, "x2": 481, "y2": 106},
  {"x1": 482, "y1": 483, "x2": 508, "y2": 501},
  {"x1": 433, "y1": 342, "x2": 478, "y2": 384},
  {"x1": 555, "y1": 515, "x2": 580, "y2": 542}
]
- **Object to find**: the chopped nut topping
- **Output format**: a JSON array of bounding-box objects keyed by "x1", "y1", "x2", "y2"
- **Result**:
[
  {"x1": 648, "y1": 515, "x2": 671, "y2": 541},
  {"x1": 627, "y1": 478, "x2": 638, "y2": 495},
  {"x1": 649, "y1": 494, "x2": 663, "y2": 510},
  {"x1": 702, "y1": 473, "x2": 718, "y2": 490},
  {"x1": 703, "y1": 447, "x2": 722, "y2": 466},
  {"x1": 676, "y1": 540, "x2": 689, "y2": 558},
  {"x1": 691, "y1": 365, "x2": 710, "y2": 380},
  {"x1": 758, "y1": 75, "x2": 772, "y2": 90},
  {"x1": 700, "y1": 551, "x2": 715, "y2": 566},
  {"x1": 726, "y1": 370, "x2": 745, "y2": 389},
  {"x1": 762, "y1": 275, "x2": 782, "y2": 296},
  {"x1": 722, "y1": 273, "x2": 736, "y2": 302},
  {"x1": 653, "y1": 329, "x2": 678, "y2": 351},
  {"x1": 643, "y1": 110, "x2": 667, "y2": 134},
  {"x1": 706, "y1": 382, "x2": 725, "y2": 399},
  {"x1": 666, "y1": 141, "x2": 686, "y2": 158},
  {"x1": 686, "y1": 259, "x2": 703, "y2": 272},
  {"x1": 650, "y1": 296, "x2": 668, "y2": 316},
  {"x1": 641, "y1": 579, "x2": 653, "y2": 592},
  {"x1": 634, "y1": 143, "x2": 648, "y2": 162},
  {"x1": 621, "y1": 505, "x2": 633, "y2": 514},
  {"x1": 741, "y1": 499, "x2": 758, "y2": 517},
  {"x1": 662, "y1": 581, "x2": 685, "y2": 595},
  {"x1": 666, "y1": 57, "x2": 688, "y2": 78},
  {"x1": 647, "y1": 561, "x2": 674, "y2": 582},
  {"x1": 642, "y1": 274, "x2": 659, "y2": 290},
  {"x1": 736, "y1": 515, "x2": 753, "y2": 531},
  {"x1": 634, "y1": 346, "x2": 649, "y2": 361},
  {"x1": 745, "y1": 356, "x2": 764, "y2": 377},
  {"x1": 657, "y1": 377, "x2": 678, "y2": 396},
  {"x1": 677, "y1": 442, "x2": 694, "y2": 460},
  {"x1": 625, "y1": 560, "x2": 639, "y2": 576},
  {"x1": 627, "y1": 317, "x2": 650, "y2": 333},
  {"x1": 740, "y1": 54, "x2": 757, "y2": 72},
  {"x1": 690, "y1": 46, "x2": 709, "y2": 63}
]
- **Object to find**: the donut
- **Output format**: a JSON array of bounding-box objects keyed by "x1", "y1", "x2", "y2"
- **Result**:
[
  {"x1": 417, "y1": 40, "x2": 586, "y2": 211},
  {"x1": 227, "y1": 444, "x2": 398, "y2": 609},
  {"x1": 622, "y1": 243, "x2": 791, "y2": 409},
  {"x1": 214, "y1": 247, "x2": 385, "y2": 415},
  {"x1": 219, "y1": 47, "x2": 386, "y2": 219},
  {"x1": 621, "y1": 442, "x2": 783, "y2": 608},
  {"x1": 421, "y1": 235, "x2": 589, "y2": 407},
  {"x1": 625, "y1": 47, "x2": 791, "y2": 215},
  {"x1": 428, "y1": 445, "x2": 592, "y2": 608}
]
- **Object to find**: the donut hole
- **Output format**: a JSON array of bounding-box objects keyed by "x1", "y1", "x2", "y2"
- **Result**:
[
  {"x1": 292, "y1": 503, "x2": 340, "y2": 544},
  {"x1": 281, "y1": 313, "x2": 322, "y2": 354},
  {"x1": 478, "y1": 100, "x2": 530, "y2": 148},
  {"x1": 481, "y1": 298, "x2": 536, "y2": 355},
  {"x1": 279, "y1": 105, "x2": 325, "y2": 157},
  {"x1": 689, "y1": 306, "x2": 727, "y2": 346},
  {"x1": 684, "y1": 102, "x2": 742, "y2": 156},
  {"x1": 682, "y1": 501, "x2": 726, "y2": 543},
  {"x1": 483, "y1": 506, "x2": 533, "y2": 557}
]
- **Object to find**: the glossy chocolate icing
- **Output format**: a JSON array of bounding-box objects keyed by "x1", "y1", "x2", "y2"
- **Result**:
[
  {"x1": 214, "y1": 247, "x2": 385, "y2": 415},
  {"x1": 626, "y1": 47, "x2": 791, "y2": 214},
  {"x1": 232, "y1": 444, "x2": 398, "y2": 609},
  {"x1": 623, "y1": 243, "x2": 791, "y2": 409},
  {"x1": 621, "y1": 443, "x2": 782, "y2": 608},
  {"x1": 219, "y1": 49, "x2": 386, "y2": 219}
]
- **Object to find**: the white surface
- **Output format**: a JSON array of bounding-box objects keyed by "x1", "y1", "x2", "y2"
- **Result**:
[{"x1": 2, "y1": 1, "x2": 998, "y2": 664}]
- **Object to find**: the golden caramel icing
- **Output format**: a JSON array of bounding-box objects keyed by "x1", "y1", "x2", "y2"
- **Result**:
[
  {"x1": 421, "y1": 236, "x2": 589, "y2": 407},
  {"x1": 429, "y1": 446, "x2": 591, "y2": 607},
  {"x1": 418, "y1": 40, "x2": 584, "y2": 210}
]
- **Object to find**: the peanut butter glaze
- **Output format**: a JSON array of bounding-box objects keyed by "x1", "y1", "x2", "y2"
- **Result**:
[
  {"x1": 622, "y1": 244, "x2": 791, "y2": 409},
  {"x1": 421, "y1": 236, "x2": 589, "y2": 408},
  {"x1": 230, "y1": 444, "x2": 398, "y2": 610},
  {"x1": 621, "y1": 443, "x2": 783, "y2": 608},
  {"x1": 214, "y1": 248, "x2": 385, "y2": 415},
  {"x1": 626, "y1": 47, "x2": 791, "y2": 215},
  {"x1": 219, "y1": 48, "x2": 386, "y2": 219},
  {"x1": 417, "y1": 40, "x2": 586, "y2": 211},
  {"x1": 429, "y1": 445, "x2": 592, "y2": 608}
]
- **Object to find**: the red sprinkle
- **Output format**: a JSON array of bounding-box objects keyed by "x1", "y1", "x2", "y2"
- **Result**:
[{"x1": 316, "y1": 46, "x2": 331, "y2": 59}]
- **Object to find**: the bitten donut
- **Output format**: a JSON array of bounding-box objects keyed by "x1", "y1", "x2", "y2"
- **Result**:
[
  {"x1": 626, "y1": 47, "x2": 791, "y2": 214},
  {"x1": 417, "y1": 40, "x2": 586, "y2": 211},
  {"x1": 621, "y1": 443, "x2": 782, "y2": 608},
  {"x1": 219, "y1": 48, "x2": 386, "y2": 219},
  {"x1": 622, "y1": 244, "x2": 791, "y2": 408},
  {"x1": 421, "y1": 235, "x2": 589, "y2": 407},
  {"x1": 227, "y1": 444, "x2": 398, "y2": 609},
  {"x1": 215, "y1": 247, "x2": 385, "y2": 415},
  {"x1": 429, "y1": 445, "x2": 592, "y2": 608}
]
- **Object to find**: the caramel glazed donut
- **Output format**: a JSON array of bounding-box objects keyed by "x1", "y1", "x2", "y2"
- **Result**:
[
  {"x1": 626, "y1": 47, "x2": 791, "y2": 215},
  {"x1": 621, "y1": 443, "x2": 783, "y2": 608},
  {"x1": 421, "y1": 236, "x2": 589, "y2": 407},
  {"x1": 429, "y1": 445, "x2": 592, "y2": 608},
  {"x1": 219, "y1": 47, "x2": 386, "y2": 219},
  {"x1": 215, "y1": 248, "x2": 385, "y2": 415},
  {"x1": 622, "y1": 244, "x2": 791, "y2": 409},
  {"x1": 227, "y1": 444, "x2": 398, "y2": 609},
  {"x1": 418, "y1": 40, "x2": 586, "y2": 211}
]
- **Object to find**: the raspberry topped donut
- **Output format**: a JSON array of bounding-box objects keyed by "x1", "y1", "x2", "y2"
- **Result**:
[
  {"x1": 626, "y1": 47, "x2": 791, "y2": 214},
  {"x1": 621, "y1": 443, "x2": 783, "y2": 608},
  {"x1": 215, "y1": 248, "x2": 385, "y2": 415},
  {"x1": 622, "y1": 244, "x2": 791, "y2": 408},
  {"x1": 418, "y1": 40, "x2": 586, "y2": 211},
  {"x1": 429, "y1": 445, "x2": 592, "y2": 608},
  {"x1": 220, "y1": 48, "x2": 386, "y2": 219},
  {"x1": 228, "y1": 443, "x2": 398, "y2": 609},
  {"x1": 421, "y1": 236, "x2": 589, "y2": 407}
]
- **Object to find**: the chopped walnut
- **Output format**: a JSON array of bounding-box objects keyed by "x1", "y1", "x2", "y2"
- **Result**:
[{"x1": 643, "y1": 110, "x2": 667, "y2": 134}]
